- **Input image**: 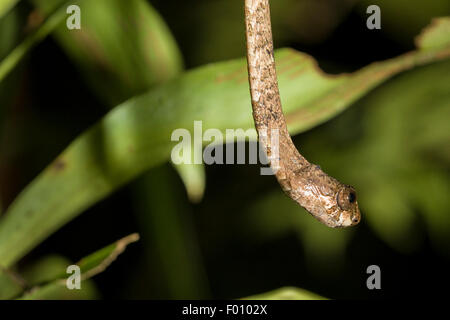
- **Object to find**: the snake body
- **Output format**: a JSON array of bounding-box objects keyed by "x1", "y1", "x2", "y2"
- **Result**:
[{"x1": 244, "y1": 0, "x2": 360, "y2": 227}]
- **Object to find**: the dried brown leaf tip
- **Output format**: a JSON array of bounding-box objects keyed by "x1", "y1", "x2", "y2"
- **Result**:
[{"x1": 244, "y1": 0, "x2": 360, "y2": 227}]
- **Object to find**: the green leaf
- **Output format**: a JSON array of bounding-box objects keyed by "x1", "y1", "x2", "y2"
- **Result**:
[
  {"x1": 0, "y1": 0, "x2": 19, "y2": 19},
  {"x1": 0, "y1": 267, "x2": 24, "y2": 299},
  {"x1": 17, "y1": 280, "x2": 98, "y2": 300},
  {"x1": 75, "y1": 233, "x2": 139, "y2": 280},
  {"x1": 19, "y1": 255, "x2": 99, "y2": 300},
  {"x1": 21, "y1": 255, "x2": 72, "y2": 286},
  {"x1": 1, "y1": 255, "x2": 99, "y2": 300},
  {"x1": 35, "y1": 0, "x2": 208, "y2": 293},
  {"x1": 33, "y1": 0, "x2": 183, "y2": 105},
  {"x1": 242, "y1": 287, "x2": 327, "y2": 300},
  {"x1": 416, "y1": 17, "x2": 450, "y2": 49},
  {"x1": 170, "y1": 137, "x2": 206, "y2": 203},
  {"x1": 33, "y1": 0, "x2": 204, "y2": 201},
  {"x1": 15, "y1": 233, "x2": 138, "y2": 299},
  {"x1": 172, "y1": 162, "x2": 206, "y2": 203},
  {"x1": 0, "y1": 1, "x2": 74, "y2": 82},
  {"x1": 0, "y1": 6, "x2": 19, "y2": 60},
  {"x1": 40, "y1": 0, "x2": 203, "y2": 201},
  {"x1": 0, "y1": 18, "x2": 449, "y2": 268},
  {"x1": 0, "y1": 0, "x2": 183, "y2": 91}
]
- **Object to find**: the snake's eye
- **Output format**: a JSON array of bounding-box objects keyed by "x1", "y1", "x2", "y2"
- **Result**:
[
  {"x1": 337, "y1": 187, "x2": 357, "y2": 210},
  {"x1": 348, "y1": 191, "x2": 356, "y2": 203}
]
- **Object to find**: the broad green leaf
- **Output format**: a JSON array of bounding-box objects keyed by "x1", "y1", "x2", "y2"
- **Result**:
[
  {"x1": 45, "y1": 0, "x2": 202, "y2": 200},
  {"x1": 0, "y1": 18, "x2": 449, "y2": 268},
  {"x1": 32, "y1": 0, "x2": 204, "y2": 200},
  {"x1": 242, "y1": 287, "x2": 327, "y2": 300},
  {"x1": 36, "y1": 0, "x2": 208, "y2": 293}
]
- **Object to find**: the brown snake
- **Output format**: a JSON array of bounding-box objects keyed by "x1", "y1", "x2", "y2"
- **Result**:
[{"x1": 244, "y1": 0, "x2": 361, "y2": 227}]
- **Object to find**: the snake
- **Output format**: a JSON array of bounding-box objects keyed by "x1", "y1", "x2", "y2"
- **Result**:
[{"x1": 244, "y1": 0, "x2": 361, "y2": 228}]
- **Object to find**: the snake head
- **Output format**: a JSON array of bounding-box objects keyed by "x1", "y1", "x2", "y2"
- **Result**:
[{"x1": 287, "y1": 165, "x2": 361, "y2": 228}]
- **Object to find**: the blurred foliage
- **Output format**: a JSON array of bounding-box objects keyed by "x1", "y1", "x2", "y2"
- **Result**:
[
  {"x1": 31, "y1": 0, "x2": 205, "y2": 202},
  {"x1": 245, "y1": 191, "x2": 355, "y2": 275},
  {"x1": 33, "y1": 0, "x2": 183, "y2": 106},
  {"x1": 0, "y1": 1, "x2": 70, "y2": 82},
  {"x1": 243, "y1": 287, "x2": 327, "y2": 300},
  {"x1": 0, "y1": 0, "x2": 449, "y2": 300},
  {"x1": 0, "y1": 6, "x2": 18, "y2": 59},
  {"x1": 301, "y1": 60, "x2": 450, "y2": 255},
  {"x1": 1, "y1": 255, "x2": 99, "y2": 299},
  {"x1": 131, "y1": 166, "x2": 210, "y2": 299},
  {"x1": 17, "y1": 254, "x2": 99, "y2": 300},
  {"x1": 0, "y1": 7, "x2": 20, "y2": 123},
  {"x1": 0, "y1": 7, "x2": 21, "y2": 216},
  {"x1": 152, "y1": 0, "x2": 357, "y2": 66},
  {"x1": 17, "y1": 280, "x2": 98, "y2": 299},
  {"x1": 358, "y1": 0, "x2": 450, "y2": 45},
  {"x1": 0, "y1": 233, "x2": 137, "y2": 299},
  {"x1": 243, "y1": 60, "x2": 450, "y2": 276},
  {"x1": 0, "y1": 0, "x2": 20, "y2": 18}
]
